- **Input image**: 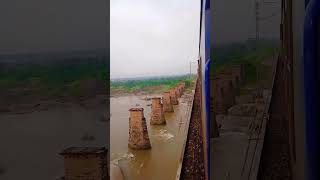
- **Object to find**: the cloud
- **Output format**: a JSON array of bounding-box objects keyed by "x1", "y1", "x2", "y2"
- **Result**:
[
  {"x1": 0, "y1": 0, "x2": 107, "y2": 54},
  {"x1": 110, "y1": 0, "x2": 200, "y2": 79}
]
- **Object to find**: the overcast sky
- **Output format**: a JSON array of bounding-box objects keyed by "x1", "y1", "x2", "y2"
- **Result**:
[
  {"x1": 0, "y1": 0, "x2": 279, "y2": 77},
  {"x1": 0, "y1": 0, "x2": 107, "y2": 54},
  {"x1": 110, "y1": 0, "x2": 200, "y2": 79},
  {"x1": 110, "y1": 0, "x2": 280, "y2": 79},
  {"x1": 212, "y1": 0, "x2": 281, "y2": 44}
]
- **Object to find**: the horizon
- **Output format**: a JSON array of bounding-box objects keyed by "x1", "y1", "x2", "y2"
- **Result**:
[{"x1": 110, "y1": 72, "x2": 197, "y2": 81}]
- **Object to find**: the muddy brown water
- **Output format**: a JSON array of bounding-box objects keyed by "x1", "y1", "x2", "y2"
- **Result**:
[
  {"x1": 0, "y1": 105, "x2": 107, "y2": 180},
  {"x1": 111, "y1": 94, "x2": 192, "y2": 180}
]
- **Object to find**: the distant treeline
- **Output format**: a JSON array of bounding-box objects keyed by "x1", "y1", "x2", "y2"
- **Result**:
[
  {"x1": 211, "y1": 39, "x2": 279, "y2": 66},
  {"x1": 111, "y1": 75, "x2": 196, "y2": 94},
  {"x1": 0, "y1": 52, "x2": 108, "y2": 97},
  {"x1": 211, "y1": 39, "x2": 279, "y2": 86}
]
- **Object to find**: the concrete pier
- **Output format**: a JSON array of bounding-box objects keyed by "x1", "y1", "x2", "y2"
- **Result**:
[
  {"x1": 177, "y1": 84, "x2": 184, "y2": 98},
  {"x1": 181, "y1": 83, "x2": 185, "y2": 91},
  {"x1": 128, "y1": 108, "x2": 151, "y2": 150},
  {"x1": 60, "y1": 147, "x2": 108, "y2": 180},
  {"x1": 163, "y1": 92, "x2": 174, "y2": 112},
  {"x1": 180, "y1": 83, "x2": 185, "y2": 94},
  {"x1": 174, "y1": 87, "x2": 180, "y2": 98},
  {"x1": 170, "y1": 89, "x2": 179, "y2": 105},
  {"x1": 150, "y1": 97, "x2": 166, "y2": 125},
  {"x1": 212, "y1": 78, "x2": 236, "y2": 114},
  {"x1": 177, "y1": 86, "x2": 182, "y2": 97}
]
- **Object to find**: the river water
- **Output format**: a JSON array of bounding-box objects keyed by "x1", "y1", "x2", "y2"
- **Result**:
[
  {"x1": 110, "y1": 93, "x2": 193, "y2": 180},
  {"x1": 0, "y1": 105, "x2": 107, "y2": 180}
]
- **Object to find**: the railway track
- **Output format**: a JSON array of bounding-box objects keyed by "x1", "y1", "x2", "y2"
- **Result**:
[{"x1": 181, "y1": 77, "x2": 206, "y2": 180}]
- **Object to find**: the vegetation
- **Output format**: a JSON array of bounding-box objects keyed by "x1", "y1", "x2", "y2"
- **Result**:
[
  {"x1": 111, "y1": 75, "x2": 196, "y2": 94},
  {"x1": 0, "y1": 57, "x2": 107, "y2": 98},
  {"x1": 210, "y1": 39, "x2": 279, "y2": 87}
]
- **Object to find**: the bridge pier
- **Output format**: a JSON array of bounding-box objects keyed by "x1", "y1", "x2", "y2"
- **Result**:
[
  {"x1": 170, "y1": 89, "x2": 179, "y2": 105},
  {"x1": 163, "y1": 92, "x2": 174, "y2": 112},
  {"x1": 177, "y1": 85, "x2": 182, "y2": 97},
  {"x1": 128, "y1": 108, "x2": 151, "y2": 150},
  {"x1": 150, "y1": 97, "x2": 166, "y2": 125}
]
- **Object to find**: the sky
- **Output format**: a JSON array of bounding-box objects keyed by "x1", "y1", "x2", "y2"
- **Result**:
[
  {"x1": 0, "y1": 0, "x2": 280, "y2": 77},
  {"x1": 0, "y1": 0, "x2": 107, "y2": 54},
  {"x1": 110, "y1": 0, "x2": 280, "y2": 79},
  {"x1": 110, "y1": 0, "x2": 201, "y2": 79},
  {"x1": 212, "y1": 0, "x2": 281, "y2": 44}
]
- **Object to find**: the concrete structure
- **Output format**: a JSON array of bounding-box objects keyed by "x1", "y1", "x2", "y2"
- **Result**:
[
  {"x1": 212, "y1": 77, "x2": 236, "y2": 114},
  {"x1": 128, "y1": 108, "x2": 151, "y2": 149},
  {"x1": 170, "y1": 89, "x2": 179, "y2": 105},
  {"x1": 150, "y1": 97, "x2": 166, "y2": 125},
  {"x1": 179, "y1": 83, "x2": 185, "y2": 96},
  {"x1": 175, "y1": 86, "x2": 182, "y2": 98},
  {"x1": 221, "y1": 65, "x2": 244, "y2": 84},
  {"x1": 176, "y1": 86, "x2": 181, "y2": 97},
  {"x1": 209, "y1": 65, "x2": 244, "y2": 114},
  {"x1": 60, "y1": 147, "x2": 108, "y2": 180},
  {"x1": 219, "y1": 65, "x2": 243, "y2": 95},
  {"x1": 180, "y1": 83, "x2": 185, "y2": 95},
  {"x1": 163, "y1": 92, "x2": 174, "y2": 112},
  {"x1": 174, "y1": 87, "x2": 179, "y2": 98}
]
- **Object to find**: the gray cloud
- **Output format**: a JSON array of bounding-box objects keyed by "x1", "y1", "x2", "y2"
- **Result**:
[
  {"x1": 110, "y1": 0, "x2": 200, "y2": 79},
  {"x1": 0, "y1": 0, "x2": 107, "y2": 54}
]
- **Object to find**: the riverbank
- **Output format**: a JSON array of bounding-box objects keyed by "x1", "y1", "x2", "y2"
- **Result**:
[
  {"x1": 0, "y1": 92, "x2": 108, "y2": 115},
  {"x1": 110, "y1": 75, "x2": 196, "y2": 97}
]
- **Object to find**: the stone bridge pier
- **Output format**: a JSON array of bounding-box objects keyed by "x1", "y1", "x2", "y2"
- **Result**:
[
  {"x1": 170, "y1": 89, "x2": 179, "y2": 105},
  {"x1": 128, "y1": 108, "x2": 151, "y2": 150},
  {"x1": 163, "y1": 92, "x2": 174, "y2": 112},
  {"x1": 177, "y1": 86, "x2": 182, "y2": 97},
  {"x1": 150, "y1": 97, "x2": 166, "y2": 125}
]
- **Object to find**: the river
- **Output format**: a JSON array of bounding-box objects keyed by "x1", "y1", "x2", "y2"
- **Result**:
[
  {"x1": 0, "y1": 105, "x2": 107, "y2": 180},
  {"x1": 110, "y1": 92, "x2": 193, "y2": 180}
]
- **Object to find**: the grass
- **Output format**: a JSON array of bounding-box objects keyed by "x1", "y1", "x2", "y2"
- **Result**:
[{"x1": 111, "y1": 75, "x2": 196, "y2": 94}]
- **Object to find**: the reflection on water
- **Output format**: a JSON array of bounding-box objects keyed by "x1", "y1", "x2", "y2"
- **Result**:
[{"x1": 111, "y1": 94, "x2": 192, "y2": 180}]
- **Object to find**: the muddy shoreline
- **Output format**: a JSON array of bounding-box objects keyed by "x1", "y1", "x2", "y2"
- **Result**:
[{"x1": 0, "y1": 93, "x2": 108, "y2": 115}]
